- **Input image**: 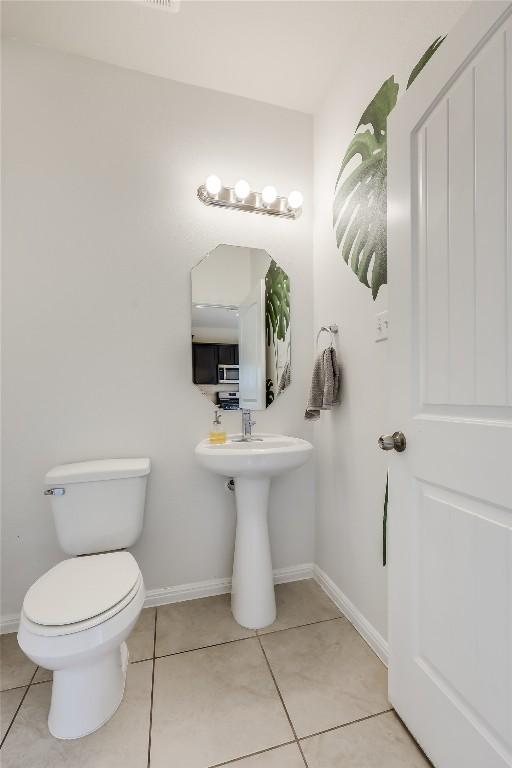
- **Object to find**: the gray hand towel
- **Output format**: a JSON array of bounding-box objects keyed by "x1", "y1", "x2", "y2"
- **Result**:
[{"x1": 305, "y1": 347, "x2": 340, "y2": 420}]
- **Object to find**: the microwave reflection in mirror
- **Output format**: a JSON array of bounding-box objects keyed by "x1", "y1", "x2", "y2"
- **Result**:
[{"x1": 191, "y1": 244, "x2": 291, "y2": 411}]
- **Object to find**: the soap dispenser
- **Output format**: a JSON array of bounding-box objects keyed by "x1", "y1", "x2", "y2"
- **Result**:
[{"x1": 209, "y1": 409, "x2": 227, "y2": 444}]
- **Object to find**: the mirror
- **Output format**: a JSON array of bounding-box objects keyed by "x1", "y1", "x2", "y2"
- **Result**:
[{"x1": 191, "y1": 244, "x2": 291, "y2": 411}]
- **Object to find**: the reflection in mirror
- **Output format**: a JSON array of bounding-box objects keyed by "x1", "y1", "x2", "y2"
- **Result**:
[{"x1": 191, "y1": 245, "x2": 291, "y2": 411}]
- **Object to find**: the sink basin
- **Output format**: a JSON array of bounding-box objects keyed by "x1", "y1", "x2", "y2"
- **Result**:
[
  {"x1": 195, "y1": 433, "x2": 313, "y2": 478},
  {"x1": 195, "y1": 433, "x2": 313, "y2": 630}
]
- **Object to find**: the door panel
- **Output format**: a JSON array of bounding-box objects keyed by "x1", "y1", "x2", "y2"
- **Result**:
[
  {"x1": 448, "y1": 70, "x2": 476, "y2": 404},
  {"x1": 387, "y1": 4, "x2": 512, "y2": 767},
  {"x1": 474, "y1": 31, "x2": 508, "y2": 405},
  {"x1": 418, "y1": 485, "x2": 511, "y2": 749},
  {"x1": 423, "y1": 101, "x2": 450, "y2": 404},
  {"x1": 417, "y1": 27, "x2": 511, "y2": 410}
]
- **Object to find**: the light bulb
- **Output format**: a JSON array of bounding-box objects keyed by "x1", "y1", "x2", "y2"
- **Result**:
[
  {"x1": 205, "y1": 175, "x2": 222, "y2": 195},
  {"x1": 234, "y1": 179, "x2": 250, "y2": 201},
  {"x1": 287, "y1": 190, "x2": 303, "y2": 210},
  {"x1": 261, "y1": 185, "x2": 277, "y2": 205}
]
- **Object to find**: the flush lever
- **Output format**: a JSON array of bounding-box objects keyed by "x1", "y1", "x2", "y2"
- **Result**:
[
  {"x1": 378, "y1": 432, "x2": 406, "y2": 452},
  {"x1": 44, "y1": 488, "x2": 65, "y2": 496}
]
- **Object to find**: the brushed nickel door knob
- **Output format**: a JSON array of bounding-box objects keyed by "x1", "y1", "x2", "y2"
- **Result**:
[{"x1": 378, "y1": 432, "x2": 406, "y2": 452}]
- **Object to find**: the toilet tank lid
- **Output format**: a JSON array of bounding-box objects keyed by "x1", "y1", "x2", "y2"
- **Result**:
[{"x1": 45, "y1": 458, "x2": 151, "y2": 485}]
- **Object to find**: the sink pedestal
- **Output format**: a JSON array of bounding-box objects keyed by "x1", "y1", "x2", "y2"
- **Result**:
[
  {"x1": 231, "y1": 476, "x2": 276, "y2": 629},
  {"x1": 195, "y1": 433, "x2": 313, "y2": 631}
]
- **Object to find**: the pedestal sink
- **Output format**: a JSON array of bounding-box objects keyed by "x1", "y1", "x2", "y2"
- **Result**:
[{"x1": 195, "y1": 434, "x2": 313, "y2": 630}]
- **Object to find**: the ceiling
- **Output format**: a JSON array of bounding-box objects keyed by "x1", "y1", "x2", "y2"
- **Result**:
[
  {"x1": 2, "y1": 0, "x2": 470, "y2": 113},
  {"x1": 192, "y1": 306, "x2": 239, "y2": 330}
]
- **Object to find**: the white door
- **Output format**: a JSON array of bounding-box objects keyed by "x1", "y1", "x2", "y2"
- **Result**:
[
  {"x1": 239, "y1": 278, "x2": 266, "y2": 410},
  {"x1": 387, "y1": 3, "x2": 512, "y2": 767}
]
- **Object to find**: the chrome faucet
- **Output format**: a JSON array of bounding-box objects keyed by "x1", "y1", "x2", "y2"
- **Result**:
[{"x1": 241, "y1": 409, "x2": 255, "y2": 441}]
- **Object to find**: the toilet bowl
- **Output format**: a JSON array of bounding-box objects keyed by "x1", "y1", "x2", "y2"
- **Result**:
[{"x1": 18, "y1": 551, "x2": 145, "y2": 739}]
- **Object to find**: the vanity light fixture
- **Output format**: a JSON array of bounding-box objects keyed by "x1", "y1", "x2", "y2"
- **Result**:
[
  {"x1": 205, "y1": 175, "x2": 222, "y2": 196},
  {"x1": 287, "y1": 190, "x2": 303, "y2": 210},
  {"x1": 234, "y1": 179, "x2": 250, "y2": 201},
  {"x1": 197, "y1": 177, "x2": 303, "y2": 219},
  {"x1": 261, "y1": 185, "x2": 278, "y2": 206},
  {"x1": 142, "y1": 0, "x2": 181, "y2": 11}
]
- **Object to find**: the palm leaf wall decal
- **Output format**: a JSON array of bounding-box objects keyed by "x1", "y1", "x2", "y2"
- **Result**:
[
  {"x1": 406, "y1": 36, "x2": 445, "y2": 90},
  {"x1": 333, "y1": 37, "x2": 445, "y2": 300}
]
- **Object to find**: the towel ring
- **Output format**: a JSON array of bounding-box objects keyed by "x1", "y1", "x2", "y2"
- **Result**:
[{"x1": 316, "y1": 324, "x2": 339, "y2": 349}]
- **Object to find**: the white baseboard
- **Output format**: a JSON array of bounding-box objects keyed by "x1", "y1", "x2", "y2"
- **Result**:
[
  {"x1": 144, "y1": 562, "x2": 314, "y2": 608},
  {"x1": 143, "y1": 577, "x2": 231, "y2": 608},
  {"x1": 313, "y1": 564, "x2": 389, "y2": 667},
  {"x1": 0, "y1": 614, "x2": 20, "y2": 635},
  {"x1": 0, "y1": 563, "x2": 314, "y2": 633},
  {"x1": 272, "y1": 562, "x2": 315, "y2": 584}
]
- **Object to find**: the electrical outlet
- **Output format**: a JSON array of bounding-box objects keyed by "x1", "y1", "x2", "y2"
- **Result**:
[{"x1": 375, "y1": 310, "x2": 389, "y2": 342}]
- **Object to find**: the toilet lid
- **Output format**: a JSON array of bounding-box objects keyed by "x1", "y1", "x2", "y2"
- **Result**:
[{"x1": 23, "y1": 552, "x2": 141, "y2": 626}]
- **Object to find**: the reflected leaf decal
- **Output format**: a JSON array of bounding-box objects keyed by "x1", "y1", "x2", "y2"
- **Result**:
[{"x1": 265, "y1": 259, "x2": 290, "y2": 345}]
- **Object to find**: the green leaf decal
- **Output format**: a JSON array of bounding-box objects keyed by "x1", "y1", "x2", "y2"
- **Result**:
[
  {"x1": 406, "y1": 36, "x2": 445, "y2": 90},
  {"x1": 333, "y1": 38, "x2": 445, "y2": 301},
  {"x1": 266, "y1": 378, "x2": 275, "y2": 407},
  {"x1": 333, "y1": 76, "x2": 398, "y2": 300},
  {"x1": 383, "y1": 472, "x2": 388, "y2": 567},
  {"x1": 265, "y1": 259, "x2": 290, "y2": 345}
]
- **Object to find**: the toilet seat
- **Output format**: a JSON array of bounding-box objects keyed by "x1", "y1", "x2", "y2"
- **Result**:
[{"x1": 22, "y1": 552, "x2": 142, "y2": 637}]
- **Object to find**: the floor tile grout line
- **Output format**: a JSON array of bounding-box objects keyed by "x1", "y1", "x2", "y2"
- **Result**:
[
  {"x1": 0, "y1": 667, "x2": 38, "y2": 749},
  {"x1": 392, "y1": 710, "x2": 435, "y2": 767},
  {"x1": 256, "y1": 615, "x2": 342, "y2": 638},
  {"x1": 257, "y1": 635, "x2": 309, "y2": 768},
  {"x1": 22, "y1": 678, "x2": 51, "y2": 687},
  {"x1": 207, "y1": 739, "x2": 297, "y2": 768},
  {"x1": 153, "y1": 632, "x2": 256, "y2": 661},
  {"x1": 298, "y1": 708, "x2": 395, "y2": 742},
  {"x1": 150, "y1": 616, "x2": 344, "y2": 663},
  {"x1": 29, "y1": 667, "x2": 40, "y2": 685},
  {"x1": 0, "y1": 681, "x2": 35, "y2": 693},
  {"x1": 146, "y1": 608, "x2": 158, "y2": 768}
]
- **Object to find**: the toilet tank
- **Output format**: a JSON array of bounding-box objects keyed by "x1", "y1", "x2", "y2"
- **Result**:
[{"x1": 44, "y1": 458, "x2": 151, "y2": 556}]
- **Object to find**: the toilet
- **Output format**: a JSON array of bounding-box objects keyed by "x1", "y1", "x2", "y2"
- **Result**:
[{"x1": 17, "y1": 458, "x2": 151, "y2": 740}]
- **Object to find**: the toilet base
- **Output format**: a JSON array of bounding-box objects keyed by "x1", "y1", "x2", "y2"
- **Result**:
[{"x1": 49, "y1": 642, "x2": 129, "y2": 740}]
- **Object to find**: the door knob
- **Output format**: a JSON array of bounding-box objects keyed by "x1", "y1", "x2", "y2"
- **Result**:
[{"x1": 378, "y1": 431, "x2": 406, "y2": 452}]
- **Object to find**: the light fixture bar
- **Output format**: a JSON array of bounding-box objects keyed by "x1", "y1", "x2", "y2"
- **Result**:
[
  {"x1": 141, "y1": 0, "x2": 181, "y2": 12},
  {"x1": 197, "y1": 183, "x2": 302, "y2": 220},
  {"x1": 194, "y1": 303, "x2": 239, "y2": 311}
]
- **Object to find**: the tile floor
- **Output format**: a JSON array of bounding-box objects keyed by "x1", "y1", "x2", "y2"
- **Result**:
[{"x1": 0, "y1": 580, "x2": 431, "y2": 767}]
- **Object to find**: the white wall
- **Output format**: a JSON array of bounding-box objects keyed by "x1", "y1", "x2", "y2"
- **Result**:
[
  {"x1": 312, "y1": 4, "x2": 468, "y2": 642},
  {"x1": 1, "y1": 40, "x2": 314, "y2": 620}
]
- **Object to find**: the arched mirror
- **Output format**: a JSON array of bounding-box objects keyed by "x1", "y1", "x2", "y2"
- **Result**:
[{"x1": 191, "y1": 244, "x2": 291, "y2": 411}]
